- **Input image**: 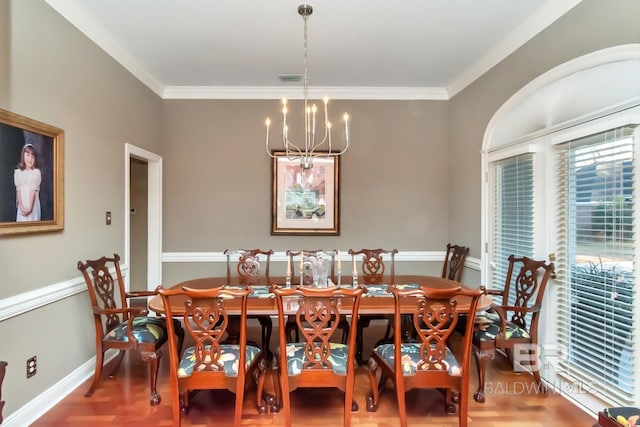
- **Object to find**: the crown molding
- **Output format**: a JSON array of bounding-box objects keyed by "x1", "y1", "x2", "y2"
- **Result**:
[
  {"x1": 161, "y1": 86, "x2": 449, "y2": 101},
  {"x1": 447, "y1": 0, "x2": 583, "y2": 97}
]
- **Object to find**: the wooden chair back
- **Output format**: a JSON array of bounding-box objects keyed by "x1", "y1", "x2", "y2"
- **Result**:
[
  {"x1": 157, "y1": 285, "x2": 267, "y2": 426},
  {"x1": 79, "y1": 254, "x2": 130, "y2": 334},
  {"x1": 495, "y1": 255, "x2": 555, "y2": 333},
  {"x1": 224, "y1": 249, "x2": 273, "y2": 285},
  {"x1": 348, "y1": 248, "x2": 398, "y2": 284},
  {"x1": 442, "y1": 244, "x2": 469, "y2": 282},
  {"x1": 223, "y1": 248, "x2": 274, "y2": 356},
  {"x1": 271, "y1": 284, "x2": 366, "y2": 427}
]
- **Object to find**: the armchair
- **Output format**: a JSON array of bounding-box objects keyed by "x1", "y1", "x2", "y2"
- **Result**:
[
  {"x1": 77, "y1": 254, "x2": 184, "y2": 405},
  {"x1": 472, "y1": 255, "x2": 555, "y2": 402}
]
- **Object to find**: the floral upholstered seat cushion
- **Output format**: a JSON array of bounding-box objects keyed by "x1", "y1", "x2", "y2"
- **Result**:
[
  {"x1": 474, "y1": 311, "x2": 530, "y2": 342},
  {"x1": 104, "y1": 316, "x2": 168, "y2": 344},
  {"x1": 282, "y1": 342, "x2": 349, "y2": 376},
  {"x1": 178, "y1": 344, "x2": 261, "y2": 378},
  {"x1": 373, "y1": 343, "x2": 461, "y2": 376}
]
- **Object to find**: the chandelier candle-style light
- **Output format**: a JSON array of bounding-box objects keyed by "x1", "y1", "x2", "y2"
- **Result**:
[{"x1": 265, "y1": 3, "x2": 350, "y2": 170}]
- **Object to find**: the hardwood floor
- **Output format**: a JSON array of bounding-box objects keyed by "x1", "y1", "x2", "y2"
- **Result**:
[{"x1": 32, "y1": 321, "x2": 598, "y2": 426}]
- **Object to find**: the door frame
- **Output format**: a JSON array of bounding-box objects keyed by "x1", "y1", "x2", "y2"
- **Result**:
[{"x1": 124, "y1": 143, "x2": 163, "y2": 292}]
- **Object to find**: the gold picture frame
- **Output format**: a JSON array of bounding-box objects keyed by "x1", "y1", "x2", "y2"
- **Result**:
[
  {"x1": 271, "y1": 152, "x2": 340, "y2": 235},
  {"x1": 0, "y1": 109, "x2": 64, "y2": 235}
]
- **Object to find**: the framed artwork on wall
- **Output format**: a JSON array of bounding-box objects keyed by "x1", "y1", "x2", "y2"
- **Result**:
[
  {"x1": 0, "y1": 109, "x2": 64, "y2": 235},
  {"x1": 271, "y1": 152, "x2": 340, "y2": 235}
]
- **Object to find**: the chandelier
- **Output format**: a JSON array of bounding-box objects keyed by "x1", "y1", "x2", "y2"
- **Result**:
[{"x1": 265, "y1": 3, "x2": 350, "y2": 170}]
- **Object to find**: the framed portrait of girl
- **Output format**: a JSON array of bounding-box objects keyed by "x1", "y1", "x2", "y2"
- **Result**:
[{"x1": 0, "y1": 109, "x2": 64, "y2": 235}]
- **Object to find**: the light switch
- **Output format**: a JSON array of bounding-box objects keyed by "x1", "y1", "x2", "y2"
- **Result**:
[{"x1": 105, "y1": 211, "x2": 112, "y2": 225}]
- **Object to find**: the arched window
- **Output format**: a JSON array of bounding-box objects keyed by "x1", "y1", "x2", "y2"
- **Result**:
[{"x1": 482, "y1": 45, "x2": 640, "y2": 411}]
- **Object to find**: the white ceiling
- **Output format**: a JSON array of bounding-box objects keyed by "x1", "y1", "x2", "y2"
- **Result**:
[{"x1": 44, "y1": 0, "x2": 582, "y2": 100}]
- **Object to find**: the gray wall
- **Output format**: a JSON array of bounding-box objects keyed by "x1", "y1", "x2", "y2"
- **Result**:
[
  {"x1": 448, "y1": 0, "x2": 640, "y2": 255},
  {"x1": 0, "y1": 0, "x2": 163, "y2": 415},
  {"x1": 160, "y1": 100, "x2": 449, "y2": 246},
  {"x1": 0, "y1": 0, "x2": 638, "y2": 421}
]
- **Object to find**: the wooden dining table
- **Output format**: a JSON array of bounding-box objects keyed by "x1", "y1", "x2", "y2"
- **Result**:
[{"x1": 148, "y1": 274, "x2": 491, "y2": 316}]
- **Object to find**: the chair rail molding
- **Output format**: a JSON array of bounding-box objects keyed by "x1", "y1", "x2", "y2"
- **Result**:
[
  {"x1": 162, "y1": 251, "x2": 481, "y2": 271},
  {"x1": 0, "y1": 266, "x2": 128, "y2": 322}
]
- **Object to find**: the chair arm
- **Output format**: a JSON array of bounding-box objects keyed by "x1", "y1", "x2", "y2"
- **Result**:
[
  {"x1": 500, "y1": 304, "x2": 541, "y2": 314},
  {"x1": 486, "y1": 288, "x2": 504, "y2": 296},
  {"x1": 92, "y1": 306, "x2": 147, "y2": 317},
  {"x1": 126, "y1": 290, "x2": 157, "y2": 298}
]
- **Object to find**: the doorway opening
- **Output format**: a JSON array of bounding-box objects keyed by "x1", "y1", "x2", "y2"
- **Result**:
[{"x1": 124, "y1": 143, "x2": 163, "y2": 292}]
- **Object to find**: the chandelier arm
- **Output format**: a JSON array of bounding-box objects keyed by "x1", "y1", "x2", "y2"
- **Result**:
[
  {"x1": 265, "y1": 148, "x2": 277, "y2": 159},
  {"x1": 284, "y1": 137, "x2": 304, "y2": 155}
]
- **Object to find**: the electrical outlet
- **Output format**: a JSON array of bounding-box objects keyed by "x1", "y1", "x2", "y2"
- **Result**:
[{"x1": 27, "y1": 355, "x2": 37, "y2": 378}]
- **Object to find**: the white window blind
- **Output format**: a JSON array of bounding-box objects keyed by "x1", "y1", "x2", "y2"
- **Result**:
[
  {"x1": 556, "y1": 125, "x2": 637, "y2": 406},
  {"x1": 491, "y1": 154, "x2": 535, "y2": 292}
]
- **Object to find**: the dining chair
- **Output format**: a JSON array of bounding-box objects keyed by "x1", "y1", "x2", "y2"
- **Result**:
[
  {"x1": 442, "y1": 244, "x2": 470, "y2": 282},
  {"x1": 0, "y1": 361, "x2": 6, "y2": 424},
  {"x1": 366, "y1": 285, "x2": 483, "y2": 427},
  {"x1": 284, "y1": 249, "x2": 348, "y2": 342},
  {"x1": 224, "y1": 248, "x2": 274, "y2": 358},
  {"x1": 472, "y1": 255, "x2": 555, "y2": 403},
  {"x1": 156, "y1": 285, "x2": 269, "y2": 426},
  {"x1": 270, "y1": 284, "x2": 366, "y2": 427},
  {"x1": 77, "y1": 254, "x2": 184, "y2": 405},
  {"x1": 348, "y1": 248, "x2": 398, "y2": 364},
  {"x1": 441, "y1": 244, "x2": 469, "y2": 337}
]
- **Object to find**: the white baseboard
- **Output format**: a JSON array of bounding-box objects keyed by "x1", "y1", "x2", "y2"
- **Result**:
[{"x1": 2, "y1": 352, "x2": 116, "y2": 427}]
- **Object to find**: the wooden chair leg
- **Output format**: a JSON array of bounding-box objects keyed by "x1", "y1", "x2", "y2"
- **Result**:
[
  {"x1": 473, "y1": 347, "x2": 495, "y2": 403},
  {"x1": 0, "y1": 361, "x2": 6, "y2": 426},
  {"x1": 108, "y1": 350, "x2": 126, "y2": 378},
  {"x1": 271, "y1": 357, "x2": 282, "y2": 413},
  {"x1": 356, "y1": 317, "x2": 371, "y2": 365},
  {"x1": 338, "y1": 316, "x2": 350, "y2": 344},
  {"x1": 173, "y1": 319, "x2": 185, "y2": 357},
  {"x1": 141, "y1": 350, "x2": 161, "y2": 405},
  {"x1": 86, "y1": 349, "x2": 105, "y2": 397},
  {"x1": 530, "y1": 345, "x2": 548, "y2": 394},
  {"x1": 257, "y1": 316, "x2": 273, "y2": 359},
  {"x1": 254, "y1": 358, "x2": 269, "y2": 414},
  {"x1": 234, "y1": 376, "x2": 245, "y2": 426},
  {"x1": 365, "y1": 358, "x2": 381, "y2": 412},
  {"x1": 285, "y1": 316, "x2": 299, "y2": 342},
  {"x1": 395, "y1": 375, "x2": 408, "y2": 427},
  {"x1": 444, "y1": 388, "x2": 456, "y2": 414}
]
